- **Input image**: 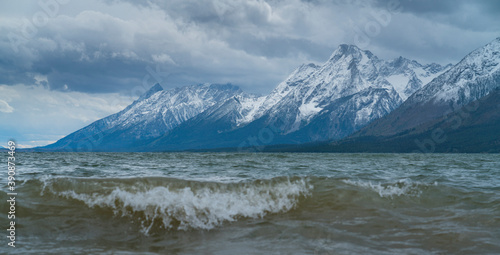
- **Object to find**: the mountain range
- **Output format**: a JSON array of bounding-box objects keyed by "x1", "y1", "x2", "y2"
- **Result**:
[{"x1": 42, "y1": 37, "x2": 500, "y2": 152}]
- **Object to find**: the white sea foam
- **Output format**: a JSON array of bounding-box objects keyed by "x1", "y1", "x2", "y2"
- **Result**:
[
  {"x1": 342, "y1": 179, "x2": 437, "y2": 198},
  {"x1": 56, "y1": 178, "x2": 311, "y2": 232}
]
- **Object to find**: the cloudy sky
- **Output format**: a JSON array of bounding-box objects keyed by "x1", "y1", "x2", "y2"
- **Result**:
[{"x1": 1, "y1": 0, "x2": 499, "y2": 148}]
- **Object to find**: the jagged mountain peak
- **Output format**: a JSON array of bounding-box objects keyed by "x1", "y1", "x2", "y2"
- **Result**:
[
  {"x1": 357, "y1": 37, "x2": 500, "y2": 137},
  {"x1": 288, "y1": 63, "x2": 320, "y2": 83},
  {"x1": 44, "y1": 82, "x2": 243, "y2": 151},
  {"x1": 249, "y1": 42, "x2": 449, "y2": 134},
  {"x1": 328, "y1": 44, "x2": 376, "y2": 63},
  {"x1": 411, "y1": 37, "x2": 500, "y2": 105},
  {"x1": 456, "y1": 37, "x2": 500, "y2": 69}
]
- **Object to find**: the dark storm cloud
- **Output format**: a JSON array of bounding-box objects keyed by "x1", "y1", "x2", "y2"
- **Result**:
[
  {"x1": 0, "y1": 0, "x2": 349, "y2": 94},
  {"x1": 0, "y1": 38, "x2": 147, "y2": 93},
  {"x1": 0, "y1": 0, "x2": 499, "y2": 95}
]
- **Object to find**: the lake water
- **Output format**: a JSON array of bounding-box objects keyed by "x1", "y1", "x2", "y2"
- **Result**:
[{"x1": 1, "y1": 153, "x2": 499, "y2": 254}]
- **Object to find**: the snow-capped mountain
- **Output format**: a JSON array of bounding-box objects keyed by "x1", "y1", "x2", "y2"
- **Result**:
[
  {"x1": 357, "y1": 37, "x2": 500, "y2": 137},
  {"x1": 231, "y1": 45, "x2": 449, "y2": 133},
  {"x1": 45, "y1": 83, "x2": 242, "y2": 151},
  {"x1": 414, "y1": 37, "x2": 500, "y2": 105},
  {"x1": 251, "y1": 45, "x2": 448, "y2": 135},
  {"x1": 146, "y1": 45, "x2": 449, "y2": 150},
  {"x1": 44, "y1": 42, "x2": 455, "y2": 151},
  {"x1": 112, "y1": 83, "x2": 242, "y2": 137},
  {"x1": 278, "y1": 87, "x2": 500, "y2": 153}
]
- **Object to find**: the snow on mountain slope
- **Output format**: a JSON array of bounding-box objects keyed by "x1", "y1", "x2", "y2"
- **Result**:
[
  {"x1": 45, "y1": 83, "x2": 242, "y2": 150},
  {"x1": 43, "y1": 41, "x2": 455, "y2": 151},
  {"x1": 243, "y1": 44, "x2": 447, "y2": 135},
  {"x1": 104, "y1": 83, "x2": 241, "y2": 137},
  {"x1": 175, "y1": 44, "x2": 448, "y2": 147},
  {"x1": 235, "y1": 94, "x2": 267, "y2": 125},
  {"x1": 414, "y1": 37, "x2": 500, "y2": 105},
  {"x1": 356, "y1": 37, "x2": 500, "y2": 137},
  {"x1": 382, "y1": 57, "x2": 451, "y2": 101},
  {"x1": 235, "y1": 63, "x2": 320, "y2": 126},
  {"x1": 289, "y1": 87, "x2": 402, "y2": 142}
]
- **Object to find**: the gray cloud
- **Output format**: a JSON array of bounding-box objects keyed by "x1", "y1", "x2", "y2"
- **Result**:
[
  {"x1": 382, "y1": 0, "x2": 500, "y2": 31},
  {"x1": 0, "y1": 0, "x2": 499, "y2": 96}
]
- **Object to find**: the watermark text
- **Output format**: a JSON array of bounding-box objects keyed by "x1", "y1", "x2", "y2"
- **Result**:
[{"x1": 6, "y1": 140, "x2": 17, "y2": 248}]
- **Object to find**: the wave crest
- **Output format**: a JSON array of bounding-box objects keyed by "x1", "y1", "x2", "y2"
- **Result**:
[
  {"x1": 41, "y1": 177, "x2": 311, "y2": 233},
  {"x1": 342, "y1": 179, "x2": 438, "y2": 198}
]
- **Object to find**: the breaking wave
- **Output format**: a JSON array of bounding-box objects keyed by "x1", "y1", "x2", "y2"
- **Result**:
[{"x1": 33, "y1": 176, "x2": 312, "y2": 233}]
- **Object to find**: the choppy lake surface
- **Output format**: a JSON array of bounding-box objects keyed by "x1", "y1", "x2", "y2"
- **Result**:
[{"x1": 1, "y1": 153, "x2": 499, "y2": 254}]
